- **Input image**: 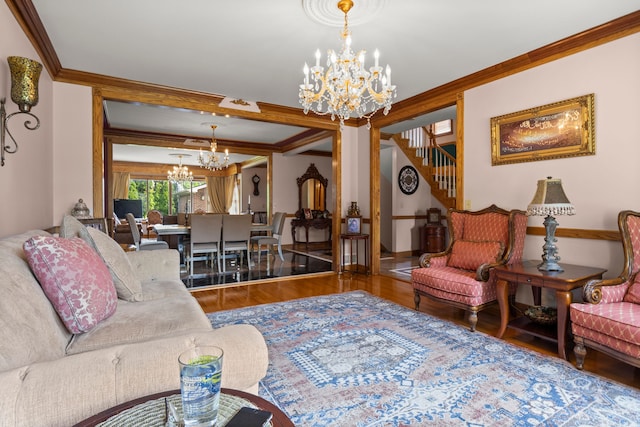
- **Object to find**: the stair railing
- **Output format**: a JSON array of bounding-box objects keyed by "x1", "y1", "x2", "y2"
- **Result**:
[{"x1": 399, "y1": 127, "x2": 457, "y2": 205}]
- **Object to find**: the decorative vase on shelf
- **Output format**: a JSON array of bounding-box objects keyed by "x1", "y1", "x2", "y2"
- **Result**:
[
  {"x1": 71, "y1": 198, "x2": 91, "y2": 219},
  {"x1": 347, "y1": 202, "x2": 360, "y2": 217}
]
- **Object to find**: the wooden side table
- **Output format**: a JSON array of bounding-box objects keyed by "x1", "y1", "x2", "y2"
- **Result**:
[
  {"x1": 340, "y1": 233, "x2": 369, "y2": 274},
  {"x1": 494, "y1": 260, "x2": 606, "y2": 360}
]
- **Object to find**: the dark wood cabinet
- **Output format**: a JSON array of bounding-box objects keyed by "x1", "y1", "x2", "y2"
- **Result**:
[
  {"x1": 420, "y1": 224, "x2": 446, "y2": 253},
  {"x1": 291, "y1": 217, "x2": 332, "y2": 245}
]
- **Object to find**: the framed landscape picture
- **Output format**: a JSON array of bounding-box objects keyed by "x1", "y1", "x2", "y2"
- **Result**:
[{"x1": 490, "y1": 94, "x2": 595, "y2": 166}]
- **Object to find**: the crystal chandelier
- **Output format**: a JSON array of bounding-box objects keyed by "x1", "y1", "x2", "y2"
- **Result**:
[
  {"x1": 167, "y1": 154, "x2": 193, "y2": 184},
  {"x1": 198, "y1": 125, "x2": 230, "y2": 171},
  {"x1": 299, "y1": 0, "x2": 396, "y2": 129}
]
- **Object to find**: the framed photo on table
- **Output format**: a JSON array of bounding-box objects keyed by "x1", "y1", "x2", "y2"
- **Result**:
[{"x1": 346, "y1": 216, "x2": 361, "y2": 235}]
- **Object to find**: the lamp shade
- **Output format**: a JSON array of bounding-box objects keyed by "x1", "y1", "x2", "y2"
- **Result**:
[
  {"x1": 8, "y1": 56, "x2": 42, "y2": 113},
  {"x1": 526, "y1": 177, "x2": 575, "y2": 217}
]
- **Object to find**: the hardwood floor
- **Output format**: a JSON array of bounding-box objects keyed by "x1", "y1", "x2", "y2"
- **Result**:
[{"x1": 192, "y1": 270, "x2": 640, "y2": 390}]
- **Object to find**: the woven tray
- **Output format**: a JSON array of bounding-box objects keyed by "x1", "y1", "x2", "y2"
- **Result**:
[{"x1": 97, "y1": 393, "x2": 262, "y2": 427}]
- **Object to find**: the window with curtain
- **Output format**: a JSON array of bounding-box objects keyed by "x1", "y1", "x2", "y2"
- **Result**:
[{"x1": 129, "y1": 178, "x2": 207, "y2": 215}]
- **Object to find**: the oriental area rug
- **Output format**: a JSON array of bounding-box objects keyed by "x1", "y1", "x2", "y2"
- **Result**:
[{"x1": 208, "y1": 291, "x2": 640, "y2": 426}]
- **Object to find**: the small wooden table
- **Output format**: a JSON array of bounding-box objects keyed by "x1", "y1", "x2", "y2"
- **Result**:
[
  {"x1": 494, "y1": 260, "x2": 606, "y2": 360},
  {"x1": 73, "y1": 388, "x2": 293, "y2": 426},
  {"x1": 340, "y1": 233, "x2": 369, "y2": 274}
]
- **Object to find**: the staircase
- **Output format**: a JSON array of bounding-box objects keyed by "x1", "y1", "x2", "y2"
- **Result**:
[{"x1": 393, "y1": 127, "x2": 457, "y2": 209}]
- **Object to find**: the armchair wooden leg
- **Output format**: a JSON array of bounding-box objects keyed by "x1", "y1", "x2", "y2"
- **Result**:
[
  {"x1": 574, "y1": 336, "x2": 587, "y2": 370},
  {"x1": 414, "y1": 290, "x2": 421, "y2": 311},
  {"x1": 468, "y1": 309, "x2": 478, "y2": 332}
]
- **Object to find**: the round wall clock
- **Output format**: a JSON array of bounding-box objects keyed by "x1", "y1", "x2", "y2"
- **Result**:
[{"x1": 398, "y1": 165, "x2": 419, "y2": 195}]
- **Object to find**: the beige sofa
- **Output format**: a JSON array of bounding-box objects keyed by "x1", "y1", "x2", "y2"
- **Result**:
[{"x1": 0, "y1": 229, "x2": 269, "y2": 427}]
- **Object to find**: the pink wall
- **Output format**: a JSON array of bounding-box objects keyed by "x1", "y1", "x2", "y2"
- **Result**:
[
  {"x1": 52, "y1": 83, "x2": 93, "y2": 224},
  {"x1": 0, "y1": 2, "x2": 54, "y2": 237},
  {"x1": 464, "y1": 33, "x2": 640, "y2": 282}
]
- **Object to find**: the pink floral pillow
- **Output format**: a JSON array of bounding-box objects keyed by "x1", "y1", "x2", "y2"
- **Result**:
[
  {"x1": 447, "y1": 240, "x2": 504, "y2": 271},
  {"x1": 23, "y1": 236, "x2": 117, "y2": 334}
]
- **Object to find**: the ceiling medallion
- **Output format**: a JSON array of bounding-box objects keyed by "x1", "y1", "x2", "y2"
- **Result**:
[{"x1": 303, "y1": 0, "x2": 387, "y2": 27}]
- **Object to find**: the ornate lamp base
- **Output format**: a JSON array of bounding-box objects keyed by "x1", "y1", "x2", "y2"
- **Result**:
[{"x1": 538, "y1": 214, "x2": 564, "y2": 272}]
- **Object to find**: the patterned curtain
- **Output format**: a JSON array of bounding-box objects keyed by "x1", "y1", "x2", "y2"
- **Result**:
[{"x1": 113, "y1": 172, "x2": 130, "y2": 200}]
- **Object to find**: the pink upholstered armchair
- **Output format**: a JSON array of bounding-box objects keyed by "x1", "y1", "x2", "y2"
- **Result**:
[
  {"x1": 412, "y1": 204, "x2": 528, "y2": 331},
  {"x1": 570, "y1": 210, "x2": 640, "y2": 370}
]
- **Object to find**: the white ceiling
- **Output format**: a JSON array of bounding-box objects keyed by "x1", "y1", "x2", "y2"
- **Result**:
[{"x1": 26, "y1": 0, "x2": 640, "y2": 162}]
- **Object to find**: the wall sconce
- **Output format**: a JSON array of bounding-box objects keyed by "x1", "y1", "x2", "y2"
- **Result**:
[{"x1": 1, "y1": 56, "x2": 43, "y2": 166}]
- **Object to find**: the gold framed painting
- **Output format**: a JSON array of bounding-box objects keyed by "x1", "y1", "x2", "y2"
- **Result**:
[{"x1": 490, "y1": 94, "x2": 595, "y2": 166}]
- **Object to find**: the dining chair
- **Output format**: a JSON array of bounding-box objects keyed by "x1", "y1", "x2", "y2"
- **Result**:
[
  {"x1": 221, "y1": 214, "x2": 252, "y2": 273},
  {"x1": 146, "y1": 209, "x2": 163, "y2": 237},
  {"x1": 252, "y1": 212, "x2": 287, "y2": 265},
  {"x1": 188, "y1": 213, "x2": 222, "y2": 276},
  {"x1": 126, "y1": 213, "x2": 169, "y2": 251}
]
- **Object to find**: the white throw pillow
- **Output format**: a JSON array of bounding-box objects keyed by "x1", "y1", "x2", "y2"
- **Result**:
[
  {"x1": 81, "y1": 226, "x2": 143, "y2": 302},
  {"x1": 59, "y1": 215, "x2": 87, "y2": 238}
]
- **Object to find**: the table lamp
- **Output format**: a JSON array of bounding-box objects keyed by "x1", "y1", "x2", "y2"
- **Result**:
[{"x1": 526, "y1": 177, "x2": 575, "y2": 272}]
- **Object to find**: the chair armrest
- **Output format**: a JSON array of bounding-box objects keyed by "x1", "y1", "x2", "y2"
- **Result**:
[
  {"x1": 419, "y1": 252, "x2": 448, "y2": 268},
  {"x1": 582, "y1": 277, "x2": 630, "y2": 304}
]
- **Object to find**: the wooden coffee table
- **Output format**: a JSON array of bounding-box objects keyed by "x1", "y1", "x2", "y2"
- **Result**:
[{"x1": 73, "y1": 388, "x2": 293, "y2": 426}]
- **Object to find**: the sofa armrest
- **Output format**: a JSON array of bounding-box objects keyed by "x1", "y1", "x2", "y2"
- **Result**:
[
  {"x1": 0, "y1": 325, "x2": 268, "y2": 427},
  {"x1": 126, "y1": 249, "x2": 180, "y2": 282}
]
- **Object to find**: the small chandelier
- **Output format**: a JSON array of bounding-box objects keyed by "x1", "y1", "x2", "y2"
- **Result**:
[
  {"x1": 299, "y1": 0, "x2": 396, "y2": 129},
  {"x1": 198, "y1": 125, "x2": 230, "y2": 171},
  {"x1": 167, "y1": 154, "x2": 193, "y2": 184}
]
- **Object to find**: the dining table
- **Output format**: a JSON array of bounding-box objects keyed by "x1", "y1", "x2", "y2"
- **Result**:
[{"x1": 153, "y1": 222, "x2": 272, "y2": 251}]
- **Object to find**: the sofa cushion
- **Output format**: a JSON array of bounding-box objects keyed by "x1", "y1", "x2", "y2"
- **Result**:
[
  {"x1": 23, "y1": 235, "x2": 117, "y2": 334},
  {"x1": 81, "y1": 226, "x2": 143, "y2": 302},
  {"x1": 447, "y1": 240, "x2": 504, "y2": 271},
  {"x1": 0, "y1": 230, "x2": 71, "y2": 372},
  {"x1": 66, "y1": 280, "x2": 212, "y2": 355}
]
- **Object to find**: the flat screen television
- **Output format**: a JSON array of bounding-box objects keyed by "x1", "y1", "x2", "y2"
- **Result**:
[{"x1": 114, "y1": 199, "x2": 143, "y2": 220}]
